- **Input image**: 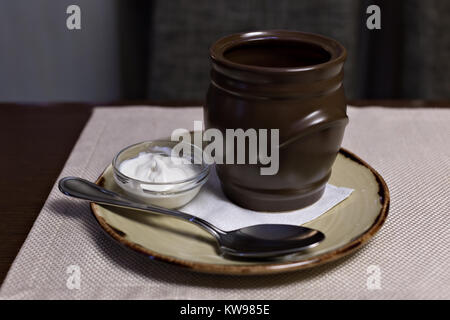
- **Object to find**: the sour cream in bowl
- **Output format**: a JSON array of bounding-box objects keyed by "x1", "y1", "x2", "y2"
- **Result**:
[{"x1": 112, "y1": 141, "x2": 210, "y2": 209}]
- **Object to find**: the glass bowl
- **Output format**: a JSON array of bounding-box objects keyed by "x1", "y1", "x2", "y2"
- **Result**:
[{"x1": 112, "y1": 140, "x2": 210, "y2": 209}]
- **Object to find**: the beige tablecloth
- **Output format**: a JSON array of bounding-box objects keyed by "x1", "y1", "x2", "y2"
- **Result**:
[{"x1": 1, "y1": 106, "x2": 449, "y2": 300}]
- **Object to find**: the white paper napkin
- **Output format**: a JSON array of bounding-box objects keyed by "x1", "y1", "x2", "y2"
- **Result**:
[{"x1": 183, "y1": 169, "x2": 353, "y2": 231}]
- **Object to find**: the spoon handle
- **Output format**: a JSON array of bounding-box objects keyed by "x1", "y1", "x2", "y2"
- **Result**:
[{"x1": 58, "y1": 177, "x2": 223, "y2": 237}]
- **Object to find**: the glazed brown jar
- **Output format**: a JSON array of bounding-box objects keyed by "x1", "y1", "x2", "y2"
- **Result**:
[{"x1": 204, "y1": 30, "x2": 348, "y2": 211}]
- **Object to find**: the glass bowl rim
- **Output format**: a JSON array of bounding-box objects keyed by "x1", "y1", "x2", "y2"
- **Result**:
[{"x1": 112, "y1": 140, "x2": 211, "y2": 186}]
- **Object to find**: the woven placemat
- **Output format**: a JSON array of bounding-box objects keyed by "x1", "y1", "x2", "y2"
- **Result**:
[{"x1": 1, "y1": 106, "x2": 449, "y2": 299}]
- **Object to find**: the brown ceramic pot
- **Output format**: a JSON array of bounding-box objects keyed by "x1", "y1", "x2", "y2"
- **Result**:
[{"x1": 204, "y1": 30, "x2": 348, "y2": 211}]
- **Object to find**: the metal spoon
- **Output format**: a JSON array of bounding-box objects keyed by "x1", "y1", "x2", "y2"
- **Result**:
[{"x1": 58, "y1": 177, "x2": 325, "y2": 259}]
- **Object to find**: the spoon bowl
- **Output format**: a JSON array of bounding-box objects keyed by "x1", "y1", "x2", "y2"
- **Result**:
[
  {"x1": 219, "y1": 224, "x2": 324, "y2": 258},
  {"x1": 58, "y1": 177, "x2": 325, "y2": 259}
]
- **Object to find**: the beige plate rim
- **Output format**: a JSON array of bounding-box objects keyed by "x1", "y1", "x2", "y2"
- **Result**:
[{"x1": 90, "y1": 148, "x2": 390, "y2": 275}]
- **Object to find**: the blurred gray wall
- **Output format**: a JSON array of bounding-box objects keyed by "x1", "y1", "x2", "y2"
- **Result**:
[
  {"x1": 0, "y1": 0, "x2": 449, "y2": 102},
  {"x1": 0, "y1": 0, "x2": 122, "y2": 102}
]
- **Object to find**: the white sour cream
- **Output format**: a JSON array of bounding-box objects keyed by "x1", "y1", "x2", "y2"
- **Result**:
[{"x1": 119, "y1": 151, "x2": 199, "y2": 192}]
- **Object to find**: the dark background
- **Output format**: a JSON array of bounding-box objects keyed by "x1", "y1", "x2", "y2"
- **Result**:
[
  {"x1": 0, "y1": 0, "x2": 449, "y2": 288},
  {"x1": 0, "y1": 0, "x2": 449, "y2": 103}
]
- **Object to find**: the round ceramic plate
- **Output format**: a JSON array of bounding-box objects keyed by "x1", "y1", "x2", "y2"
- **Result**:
[{"x1": 90, "y1": 148, "x2": 389, "y2": 275}]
